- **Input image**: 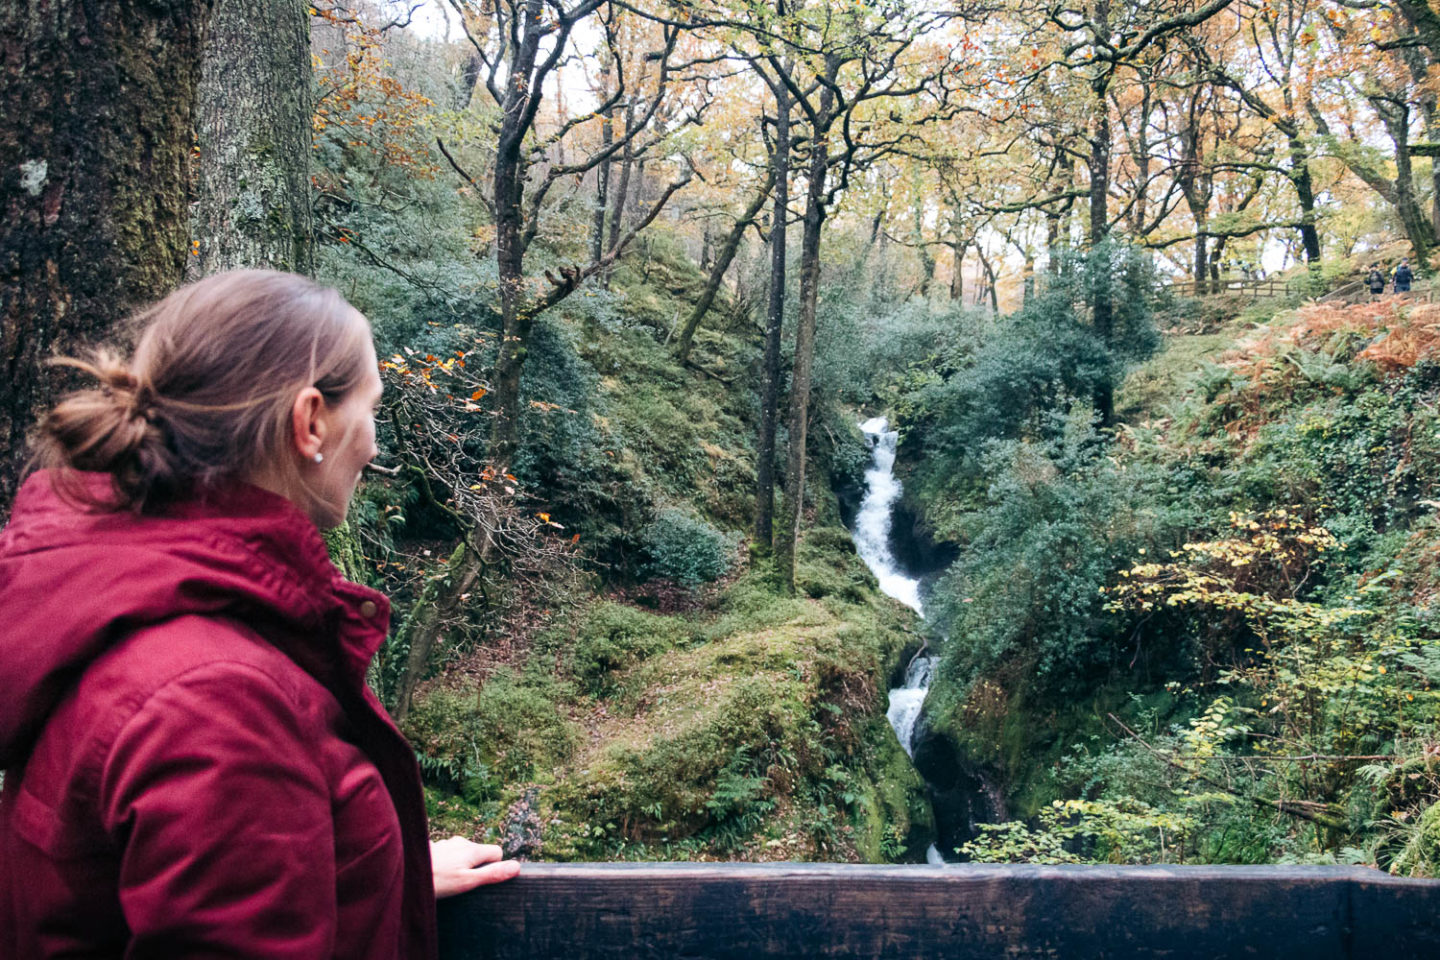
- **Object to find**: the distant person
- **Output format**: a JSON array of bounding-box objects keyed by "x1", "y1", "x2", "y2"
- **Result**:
[
  {"x1": 1368, "y1": 265, "x2": 1387, "y2": 300},
  {"x1": 1395, "y1": 258, "x2": 1414, "y2": 293},
  {"x1": 0, "y1": 270, "x2": 519, "y2": 958}
]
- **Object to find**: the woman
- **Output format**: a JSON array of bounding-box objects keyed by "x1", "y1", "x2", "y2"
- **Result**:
[{"x1": 0, "y1": 270, "x2": 518, "y2": 958}]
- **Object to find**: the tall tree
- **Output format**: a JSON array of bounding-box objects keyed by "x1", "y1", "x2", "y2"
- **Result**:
[
  {"x1": 1016, "y1": 0, "x2": 1234, "y2": 422},
  {"x1": 1192, "y1": 0, "x2": 1324, "y2": 269},
  {"x1": 0, "y1": 0, "x2": 213, "y2": 516},
  {"x1": 190, "y1": 0, "x2": 314, "y2": 276},
  {"x1": 393, "y1": 1, "x2": 703, "y2": 708},
  {"x1": 673, "y1": 166, "x2": 774, "y2": 364},
  {"x1": 741, "y1": 2, "x2": 960, "y2": 591},
  {"x1": 754, "y1": 77, "x2": 792, "y2": 554},
  {"x1": 447, "y1": 0, "x2": 698, "y2": 467}
]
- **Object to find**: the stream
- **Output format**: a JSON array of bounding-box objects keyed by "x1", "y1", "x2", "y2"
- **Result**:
[{"x1": 852, "y1": 416, "x2": 946, "y2": 864}]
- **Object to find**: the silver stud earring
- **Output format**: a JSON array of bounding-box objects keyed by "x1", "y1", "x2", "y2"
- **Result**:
[{"x1": 313, "y1": 452, "x2": 324, "y2": 464}]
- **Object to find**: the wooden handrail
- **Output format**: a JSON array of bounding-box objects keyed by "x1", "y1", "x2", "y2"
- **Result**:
[
  {"x1": 1163, "y1": 277, "x2": 1291, "y2": 299},
  {"x1": 437, "y1": 862, "x2": 1440, "y2": 958}
]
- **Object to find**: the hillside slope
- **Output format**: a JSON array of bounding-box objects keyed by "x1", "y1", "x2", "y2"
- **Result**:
[{"x1": 911, "y1": 294, "x2": 1440, "y2": 871}]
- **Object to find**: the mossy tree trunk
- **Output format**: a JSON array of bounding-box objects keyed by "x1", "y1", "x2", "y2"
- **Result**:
[
  {"x1": 323, "y1": 521, "x2": 371, "y2": 585},
  {"x1": 0, "y1": 0, "x2": 212, "y2": 517},
  {"x1": 753, "y1": 80, "x2": 791, "y2": 555},
  {"x1": 188, "y1": 0, "x2": 314, "y2": 277},
  {"x1": 776, "y1": 70, "x2": 836, "y2": 593},
  {"x1": 1374, "y1": 95, "x2": 1434, "y2": 268},
  {"x1": 673, "y1": 169, "x2": 774, "y2": 365},
  {"x1": 1086, "y1": 63, "x2": 1116, "y2": 426},
  {"x1": 392, "y1": 541, "x2": 484, "y2": 722},
  {"x1": 589, "y1": 56, "x2": 614, "y2": 265}
]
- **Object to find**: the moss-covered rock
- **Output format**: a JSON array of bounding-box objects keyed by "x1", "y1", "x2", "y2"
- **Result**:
[{"x1": 412, "y1": 515, "x2": 933, "y2": 863}]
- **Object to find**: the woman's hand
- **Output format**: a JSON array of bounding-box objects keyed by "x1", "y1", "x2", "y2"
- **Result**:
[{"x1": 431, "y1": 836, "x2": 521, "y2": 898}]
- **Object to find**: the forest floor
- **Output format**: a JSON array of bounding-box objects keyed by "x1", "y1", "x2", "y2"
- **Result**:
[{"x1": 380, "y1": 238, "x2": 937, "y2": 864}]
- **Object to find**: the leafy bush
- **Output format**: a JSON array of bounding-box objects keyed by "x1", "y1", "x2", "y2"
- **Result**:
[
  {"x1": 898, "y1": 241, "x2": 1161, "y2": 519},
  {"x1": 568, "y1": 602, "x2": 690, "y2": 694},
  {"x1": 406, "y1": 674, "x2": 581, "y2": 789},
  {"x1": 927, "y1": 409, "x2": 1162, "y2": 691},
  {"x1": 639, "y1": 508, "x2": 734, "y2": 586}
]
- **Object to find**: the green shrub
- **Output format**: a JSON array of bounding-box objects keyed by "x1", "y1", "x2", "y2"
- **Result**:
[
  {"x1": 407, "y1": 674, "x2": 580, "y2": 788},
  {"x1": 927, "y1": 409, "x2": 1163, "y2": 693},
  {"x1": 795, "y1": 529, "x2": 873, "y2": 604},
  {"x1": 639, "y1": 508, "x2": 734, "y2": 586},
  {"x1": 570, "y1": 602, "x2": 690, "y2": 693}
]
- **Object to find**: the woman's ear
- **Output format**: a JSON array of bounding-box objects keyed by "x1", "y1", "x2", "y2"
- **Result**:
[{"x1": 290, "y1": 387, "x2": 329, "y2": 461}]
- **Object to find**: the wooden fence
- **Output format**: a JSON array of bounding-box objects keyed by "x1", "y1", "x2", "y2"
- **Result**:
[
  {"x1": 1163, "y1": 277, "x2": 1293, "y2": 300},
  {"x1": 437, "y1": 862, "x2": 1440, "y2": 959}
]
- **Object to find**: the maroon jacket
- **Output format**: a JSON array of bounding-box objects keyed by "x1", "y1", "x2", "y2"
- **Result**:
[{"x1": 0, "y1": 471, "x2": 437, "y2": 959}]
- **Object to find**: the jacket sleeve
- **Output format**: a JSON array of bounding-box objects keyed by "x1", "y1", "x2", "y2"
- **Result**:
[{"x1": 99, "y1": 663, "x2": 337, "y2": 959}]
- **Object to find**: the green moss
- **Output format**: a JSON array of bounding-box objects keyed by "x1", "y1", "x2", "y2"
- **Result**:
[
  {"x1": 565, "y1": 601, "x2": 692, "y2": 695},
  {"x1": 425, "y1": 512, "x2": 933, "y2": 862},
  {"x1": 406, "y1": 672, "x2": 581, "y2": 787},
  {"x1": 851, "y1": 714, "x2": 934, "y2": 860},
  {"x1": 795, "y1": 527, "x2": 877, "y2": 605}
]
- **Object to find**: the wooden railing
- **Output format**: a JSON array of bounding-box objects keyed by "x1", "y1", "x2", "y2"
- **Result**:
[
  {"x1": 437, "y1": 862, "x2": 1440, "y2": 958},
  {"x1": 1317, "y1": 278, "x2": 1370, "y2": 304},
  {"x1": 1163, "y1": 277, "x2": 1293, "y2": 300}
]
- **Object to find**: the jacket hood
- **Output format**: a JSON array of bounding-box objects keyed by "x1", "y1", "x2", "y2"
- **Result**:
[{"x1": 0, "y1": 470, "x2": 390, "y2": 768}]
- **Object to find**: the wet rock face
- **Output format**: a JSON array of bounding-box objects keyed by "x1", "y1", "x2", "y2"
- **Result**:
[
  {"x1": 835, "y1": 479, "x2": 864, "y2": 531},
  {"x1": 911, "y1": 726, "x2": 1005, "y2": 858},
  {"x1": 889, "y1": 497, "x2": 957, "y2": 577}
]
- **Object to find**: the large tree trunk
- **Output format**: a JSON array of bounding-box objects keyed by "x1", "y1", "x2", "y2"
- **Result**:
[
  {"x1": 457, "y1": 51, "x2": 483, "y2": 110},
  {"x1": 1377, "y1": 97, "x2": 1434, "y2": 266},
  {"x1": 977, "y1": 246, "x2": 999, "y2": 313},
  {"x1": 776, "y1": 80, "x2": 835, "y2": 593},
  {"x1": 602, "y1": 102, "x2": 636, "y2": 289},
  {"x1": 674, "y1": 170, "x2": 774, "y2": 364},
  {"x1": 1288, "y1": 134, "x2": 1322, "y2": 265},
  {"x1": 488, "y1": 0, "x2": 546, "y2": 468},
  {"x1": 1088, "y1": 74, "x2": 1116, "y2": 426},
  {"x1": 1193, "y1": 229, "x2": 1208, "y2": 295},
  {"x1": 913, "y1": 194, "x2": 934, "y2": 299},
  {"x1": 0, "y1": 0, "x2": 212, "y2": 516},
  {"x1": 392, "y1": 541, "x2": 484, "y2": 721},
  {"x1": 189, "y1": 0, "x2": 312, "y2": 277},
  {"x1": 949, "y1": 241, "x2": 965, "y2": 302},
  {"x1": 1128, "y1": 84, "x2": 1152, "y2": 237},
  {"x1": 754, "y1": 86, "x2": 791, "y2": 556}
]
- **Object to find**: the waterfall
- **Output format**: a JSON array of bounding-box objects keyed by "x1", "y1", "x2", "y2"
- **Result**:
[
  {"x1": 885, "y1": 655, "x2": 933, "y2": 760},
  {"x1": 852, "y1": 417, "x2": 945, "y2": 863},
  {"x1": 853, "y1": 418, "x2": 923, "y2": 616}
]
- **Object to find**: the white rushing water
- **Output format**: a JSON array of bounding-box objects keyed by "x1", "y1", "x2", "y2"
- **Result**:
[
  {"x1": 852, "y1": 417, "x2": 945, "y2": 863},
  {"x1": 853, "y1": 418, "x2": 924, "y2": 616},
  {"x1": 886, "y1": 655, "x2": 933, "y2": 759}
]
